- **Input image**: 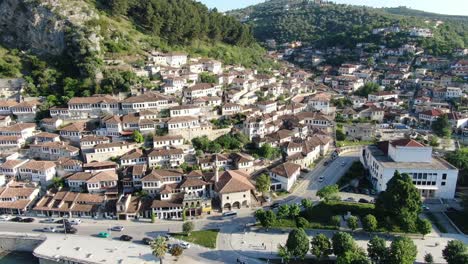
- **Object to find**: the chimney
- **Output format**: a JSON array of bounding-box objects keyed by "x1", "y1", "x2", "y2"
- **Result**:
[{"x1": 214, "y1": 155, "x2": 219, "y2": 183}]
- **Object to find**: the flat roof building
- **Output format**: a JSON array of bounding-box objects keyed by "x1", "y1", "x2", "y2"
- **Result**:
[{"x1": 361, "y1": 139, "x2": 458, "y2": 199}]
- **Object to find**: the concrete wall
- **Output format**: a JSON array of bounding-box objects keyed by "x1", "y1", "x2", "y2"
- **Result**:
[{"x1": 0, "y1": 233, "x2": 45, "y2": 252}]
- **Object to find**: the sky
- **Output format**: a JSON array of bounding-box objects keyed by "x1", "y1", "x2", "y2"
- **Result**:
[{"x1": 198, "y1": 0, "x2": 468, "y2": 16}]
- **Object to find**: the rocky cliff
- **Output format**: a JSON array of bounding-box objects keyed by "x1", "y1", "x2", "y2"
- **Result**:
[{"x1": 0, "y1": 0, "x2": 100, "y2": 57}]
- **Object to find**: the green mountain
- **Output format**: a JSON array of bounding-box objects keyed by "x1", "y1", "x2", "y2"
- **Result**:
[
  {"x1": 229, "y1": 0, "x2": 468, "y2": 55},
  {"x1": 0, "y1": 0, "x2": 273, "y2": 104}
]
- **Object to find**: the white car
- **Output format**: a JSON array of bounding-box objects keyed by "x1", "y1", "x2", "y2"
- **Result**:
[
  {"x1": 0, "y1": 215, "x2": 11, "y2": 221},
  {"x1": 69, "y1": 219, "x2": 82, "y2": 225},
  {"x1": 43, "y1": 227, "x2": 56, "y2": 233},
  {"x1": 179, "y1": 242, "x2": 191, "y2": 249},
  {"x1": 341, "y1": 162, "x2": 346, "y2": 166},
  {"x1": 318, "y1": 176, "x2": 324, "y2": 182},
  {"x1": 111, "y1": 226, "x2": 124, "y2": 231}
]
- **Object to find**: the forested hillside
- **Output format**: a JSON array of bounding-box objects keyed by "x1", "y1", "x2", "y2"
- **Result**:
[
  {"x1": 229, "y1": 0, "x2": 468, "y2": 55},
  {"x1": 103, "y1": 0, "x2": 254, "y2": 46}
]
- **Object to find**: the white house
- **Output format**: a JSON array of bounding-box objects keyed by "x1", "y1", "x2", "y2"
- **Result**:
[{"x1": 269, "y1": 162, "x2": 301, "y2": 192}]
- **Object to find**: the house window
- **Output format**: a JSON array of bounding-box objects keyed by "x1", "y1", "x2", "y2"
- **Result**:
[
  {"x1": 442, "y1": 174, "x2": 447, "y2": 180},
  {"x1": 243, "y1": 194, "x2": 246, "y2": 198},
  {"x1": 226, "y1": 196, "x2": 229, "y2": 200},
  {"x1": 441, "y1": 182, "x2": 446, "y2": 186}
]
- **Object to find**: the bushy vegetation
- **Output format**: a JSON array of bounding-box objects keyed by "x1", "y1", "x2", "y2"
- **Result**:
[
  {"x1": 191, "y1": 133, "x2": 249, "y2": 154},
  {"x1": 0, "y1": 46, "x2": 22, "y2": 78}
]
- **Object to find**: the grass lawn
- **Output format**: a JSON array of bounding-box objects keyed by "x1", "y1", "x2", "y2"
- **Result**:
[
  {"x1": 446, "y1": 211, "x2": 468, "y2": 234},
  {"x1": 336, "y1": 140, "x2": 373, "y2": 147},
  {"x1": 172, "y1": 229, "x2": 219, "y2": 249}
]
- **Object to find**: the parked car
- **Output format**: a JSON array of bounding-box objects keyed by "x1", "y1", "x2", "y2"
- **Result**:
[
  {"x1": 270, "y1": 202, "x2": 280, "y2": 209},
  {"x1": 343, "y1": 197, "x2": 355, "y2": 202},
  {"x1": 111, "y1": 226, "x2": 124, "y2": 232},
  {"x1": 318, "y1": 176, "x2": 324, "y2": 182},
  {"x1": 55, "y1": 219, "x2": 69, "y2": 224},
  {"x1": 264, "y1": 196, "x2": 271, "y2": 203},
  {"x1": 43, "y1": 227, "x2": 56, "y2": 233},
  {"x1": 358, "y1": 198, "x2": 369, "y2": 203},
  {"x1": 120, "y1": 235, "x2": 133, "y2": 241},
  {"x1": 41, "y1": 218, "x2": 56, "y2": 223},
  {"x1": 142, "y1": 237, "x2": 153, "y2": 245},
  {"x1": 422, "y1": 205, "x2": 430, "y2": 211},
  {"x1": 98, "y1": 232, "x2": 110, "y2": 238},
  {"x1": 10, "y1": 217, "x2": 23, "y2": 222},
  {"x1": 341, "y1": 162, "x2": 346, "y2": 166},
  {"x1": 163, "y1": 234, "x2": 171, "y2": 241},
  {"x1": 179, "y1": 242, "x2": 191, "y2": 249},
  {"x1": 323, "y1": 161, "x2": 329, "y2": 166},
  {"x1": 69, "y1": 219, "x2": 81, "y2": 225},
  {"x1": 222, "y1": 211, "x2": 238, "y2": 218},
  {"x1": 0, "y1": 215, "x2": 12, "y2": 221},
  {"x1": 21, "y1": 218, "x2": 35, "y2": 223}
]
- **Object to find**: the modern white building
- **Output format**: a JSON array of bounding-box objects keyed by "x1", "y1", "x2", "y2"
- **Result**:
[{"x1": 361, "y1": 139, "x2": 458, "y2": 199}]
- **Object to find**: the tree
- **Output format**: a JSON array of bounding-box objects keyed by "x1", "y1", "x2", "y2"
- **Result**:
[
  {"x1": 109, "y1": 0, "x2": 129, "y2": 16},
  {"x1": 429, "y1": 136, "x2": 439, "y2": 147},
  {"x1": 417, "y1": 218, "x2": 432, "y2": 238},
  {"x1": 277, "y1": 204, "x2": 290, "y2": 218},
  {"x1": 336, "y1": 128, "x2": 346, "y2": 141},
  {"x1": 443, "y1": 240, "x2": 468, "y2": 264},
  {"x1": 256, "y1": 174, "x2": 271, "y2": 194},
  {"x1": 387, "y1": 237, "x2": 417, "y2": 264},
  {"x1": 317, "y1": 184, "x2": 340, "y2": 202},
  {"x1": 362, "y1": 214, "x2": 378, "y2": 232},
  {"x1": 296, "y1": 217, "x2": 309, "y2": 229},
  {"x1": 286, "y1": 228, "x2": 310, "y2": 259},
  {"x1": 132, "y1": 130, "x2": 144, "y2": 143},
  {"x1": 367, "y1": 236, "x2": 387, "y2": 264},
  {"x1": 375, "y1": 171, "x2": 422, "y2": 232},
  {"x1": 49, "y1": 177, "x2": 65, "y2": 189},
  {"x1": 332, "y1": 232, "x2": 356, "y2": 257},
  {"x1": 289, "y1": 204, "x2": 301, "y2": 219},
  {"x1": 355, "y1": 82, "x2": 380, "y2": 97},
  {"x1": 310, "y1": 234, "x2": 332, "y2": 260},
  {"x1": 445, "y1": 148, "x2": 468, "y2": 186},
  {"x1": 347, "y1": 216, "x2": 359, "y2": 231},
  {"x1": 151, "y1": 236, "x2": 167, "y2": 264},
  {"x1": 301, "y1": 199, "x2": 313, "y2": 209},
  {"x1": 258, "y1": 143, "x2": 281, "y2": 160},
  {"x1": 424, "y1": 253, "x2": 434, "y2": 264},
  {"x1": 337, "y1": 247, "x2": 371, "y2": 264},
  {"x1": 432, "y1": 114, "x2": 452, "y2": 138},
  {"x1": 169, "y1": 244, "x2": 184, "y2": 258},
  {"x1": 331, "y1": 215, "x2": 342, "y2": 228},
  {"x1": 199, "y1": 72, "x2": 217, "y2": 83},
  {"x1": 278, "y1": 244, "x2": 291, "y2": 263},
  {"x1": 182, "y1": 222, "x2": 194, "y2": 235},
  {"x1": 255, "y1": 209, "x2": 276, "y2": 229}
]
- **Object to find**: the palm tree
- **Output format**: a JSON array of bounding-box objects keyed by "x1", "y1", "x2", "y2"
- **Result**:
[{"x1": 150, "y1": 236, "x2": 167, "y2": 264}]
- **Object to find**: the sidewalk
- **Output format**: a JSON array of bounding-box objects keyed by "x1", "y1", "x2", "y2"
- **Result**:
[{"x1": 228, "y1": 228, "x2": 468, "y2": 263}]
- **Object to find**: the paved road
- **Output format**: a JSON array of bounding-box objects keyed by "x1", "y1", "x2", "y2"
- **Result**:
[
  {"x1": 0, "y1": 150, "x2": 363, "y2": 264},
  {"x1": 281, "y1": 150, "x2": 360, "y2": 204}
]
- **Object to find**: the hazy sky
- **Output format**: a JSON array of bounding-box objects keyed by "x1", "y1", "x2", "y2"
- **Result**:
[{"x1": 199, "y1": 0, "x2": 468, "y2": 16}]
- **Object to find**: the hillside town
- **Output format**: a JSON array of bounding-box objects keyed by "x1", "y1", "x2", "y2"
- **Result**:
[{"x1": 0, "y1": 24, "x2": 468, "y2": 264}]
